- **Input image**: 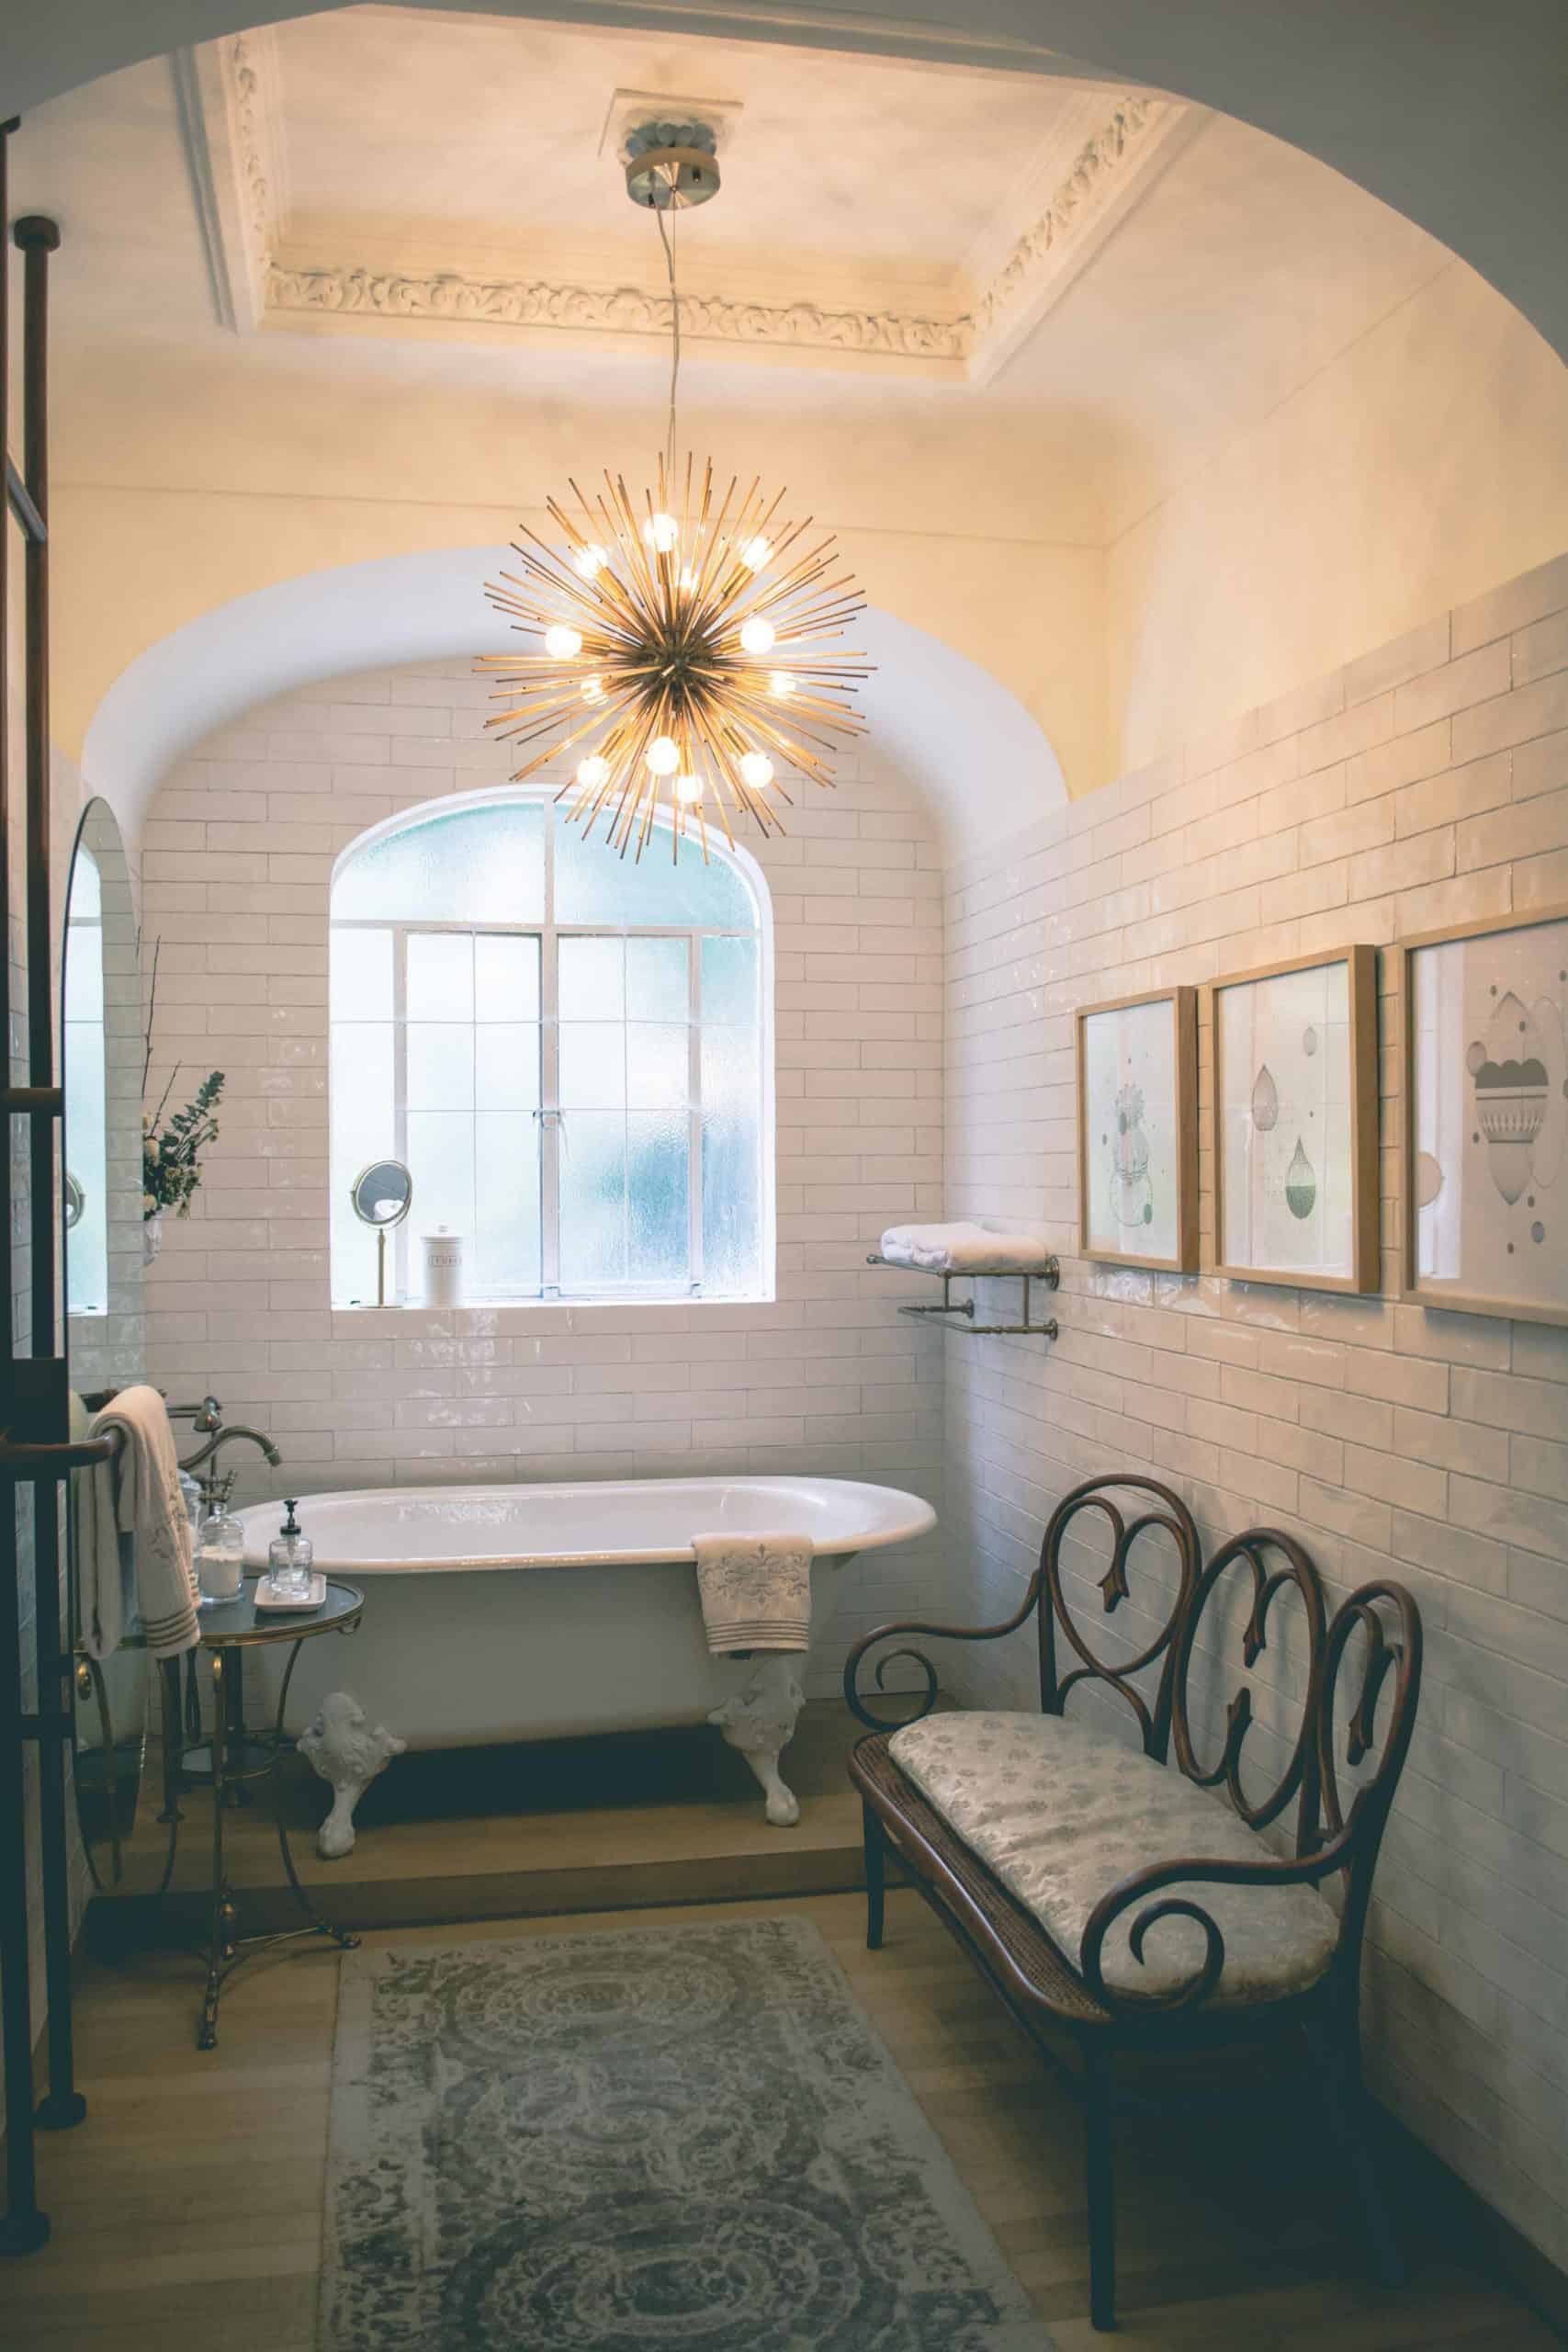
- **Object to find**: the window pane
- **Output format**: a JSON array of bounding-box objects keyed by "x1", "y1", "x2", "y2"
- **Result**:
[
  {"x1": 627, "y1": 935, "x2": 689, "y2": 1021},
  {"x1": 559, "y1": 1022, "x2": 626, "y2": 1110},
  {"x1": 476, "y1": 932, "x2": 539, "y2": 1020},
  {"x1": 476, "y1": 1023, "x2": 540, "y2": 1111},
  {"x1": 701, "y1": 934, "x2": 759, "y2": 1026},
  {"x1": 332, "y1": 925, "x2": 393, "y2": 1022},
  {"x1": 406, "y1": 1111, "x2": 475, "y2": 1269},
  {"x1": 702, "y1": 1023, "x2": 762, "y2": 1296},
  {"x1": 475, "y1": 1112, "x2": 540, "y2": 1295},
  {"x1": 626, "y1": 1023, "x2": 689, "y2": 1110},
  {"x1": 554, "y1": 807, "x2": 758, "y2": 926},
  {"x1": 408, "y1": 1023, "x2": 475, "y2": 1111},
  {"x1": 558, "y1": 1111, "x2": 626, "y2": 1288},
  {"x1": 628, "y1": 1111, "x2": 689, "y2": 1284},
  {"x1": 558, "y1": 935, "x2": 624, "y2": 1020},
  {"x1": 333, "y1": 802, "x2": 545, "y2": 923},
  {"x1": 407, "y1": 932, "x2": 473, "y2": 1022}
]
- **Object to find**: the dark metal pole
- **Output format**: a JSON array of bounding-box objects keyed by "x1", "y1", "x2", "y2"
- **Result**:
[
  {"x1": 14, "y1": 210, "x2": 83, "y2": 2140},
  {"x1": 0, "y1": 122, "x2": 52, "y2": 2260}
]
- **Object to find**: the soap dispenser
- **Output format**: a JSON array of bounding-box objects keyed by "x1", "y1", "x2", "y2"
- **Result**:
[{"x1": 265, "y1": 1499, "x2": 315, "y2": 1601}]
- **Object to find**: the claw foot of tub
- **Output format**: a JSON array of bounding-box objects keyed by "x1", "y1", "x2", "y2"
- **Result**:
[
  {"x1": 298, "y1": 1693, "x2": 406, "y2": 1858},
  {"x1": 709, "y1": 1657, "x2": 805, "y2": 1829}
]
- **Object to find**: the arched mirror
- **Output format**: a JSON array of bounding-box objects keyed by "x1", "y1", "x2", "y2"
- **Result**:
[{"x1": 61, "y1": 798, "x2": 152, "y2": 1890}]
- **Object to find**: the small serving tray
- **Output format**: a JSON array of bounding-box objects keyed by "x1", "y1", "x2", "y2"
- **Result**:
[{"x1": 254, "y1": 1571, "x2": 328, "y2": 1612}]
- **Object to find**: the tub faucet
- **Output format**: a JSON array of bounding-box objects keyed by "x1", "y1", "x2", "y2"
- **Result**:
[{"x1": 181, "y1": 1423, "x2": 283, "y2": 1516}]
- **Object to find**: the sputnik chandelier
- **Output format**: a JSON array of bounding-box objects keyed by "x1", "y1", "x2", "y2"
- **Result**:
[{"x1": 481, "y1": 117, "x2": 872, "y2": 859}]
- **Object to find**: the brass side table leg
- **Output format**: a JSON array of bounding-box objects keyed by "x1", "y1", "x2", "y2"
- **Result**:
[
  {"x1": 270, "y1": 1636, "x2": 359, "y2": 1956},
  {"x1": 197, "y1": 1649, "x2": 235, "y2": 2051}
]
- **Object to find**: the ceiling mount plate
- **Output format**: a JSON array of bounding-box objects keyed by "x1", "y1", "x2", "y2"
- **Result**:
[{"x1": 625, "y1": 133, "x2": 720, "y2": 211}]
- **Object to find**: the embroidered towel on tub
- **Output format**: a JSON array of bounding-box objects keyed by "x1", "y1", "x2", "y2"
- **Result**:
[{"x1": 692, "y1": 1532, "x2": 812, "y2": 1656}]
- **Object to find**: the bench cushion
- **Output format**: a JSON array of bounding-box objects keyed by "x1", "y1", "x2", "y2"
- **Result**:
[{"x1": 887, "y1": 1711, "x2": 1337, "y2": 2009}]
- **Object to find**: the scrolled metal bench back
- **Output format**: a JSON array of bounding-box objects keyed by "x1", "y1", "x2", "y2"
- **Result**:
[{"x1": 1036, "y1": 1475, "x2": 1201, "y2": 1758}]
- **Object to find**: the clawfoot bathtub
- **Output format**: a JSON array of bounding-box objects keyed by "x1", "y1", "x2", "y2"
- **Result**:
[{"x1": 235, "y1": 1476, "x2": 935, "y2": 1826}]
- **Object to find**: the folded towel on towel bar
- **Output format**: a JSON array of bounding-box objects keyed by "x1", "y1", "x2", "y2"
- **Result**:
[
  {"x1": 73, "y1": 1385, "x2": 199, "y2": 1662},
  {"x1": 879, "y1": 1221, "x2": 1047, "y2": 1274},
  {"x1": 692, "y1": 1532, "x2": 812, "y2": 1656}
]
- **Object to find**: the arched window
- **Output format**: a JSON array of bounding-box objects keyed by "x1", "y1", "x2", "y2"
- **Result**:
[{"x1": 330, "y1": 795, "x2": 772, "y2": 1305}]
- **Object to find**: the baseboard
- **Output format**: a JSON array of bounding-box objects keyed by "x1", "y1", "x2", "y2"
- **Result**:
[{"x1": 1378, "y1": 2102, "x2": 1568, "y2": 2342}]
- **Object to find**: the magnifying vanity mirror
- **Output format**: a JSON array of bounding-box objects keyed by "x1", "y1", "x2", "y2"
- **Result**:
[
  {"x1": 350, "y1": 1157, "x2": 413, "y2": 1306},
  {"x1": 61, "y1": 799, "x2": 152, "y2": 1890}
]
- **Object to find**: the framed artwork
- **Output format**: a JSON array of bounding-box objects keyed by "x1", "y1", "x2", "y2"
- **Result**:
[
  {"x1": 1076, "y1": 987, "x2": 1199, "y2": 1272},
  {"x1": 1401, "y1": 902, "x2": 1568, "y2": 1327},
  {"x1": 1210, "y1": 944, "x2": 1379, "y2": 1294}
]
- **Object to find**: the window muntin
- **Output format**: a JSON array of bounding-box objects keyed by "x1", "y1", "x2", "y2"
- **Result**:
[{"x1": 330, "y1": 797, "x2": 768, "y2": 1305}]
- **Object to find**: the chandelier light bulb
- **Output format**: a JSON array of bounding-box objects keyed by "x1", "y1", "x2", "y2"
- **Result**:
[
  {"x1": 643, "y1": 512, "x2": 680, "y2": 555},
  {"x1": 646, "y1": 735, "x2": 681, "y2": 776},
  {"x1": 769, "y1": 670, "x2": 796, "y2": 700},
  {"x1": 679, "y1": 564, "x2": 698, "y2": 593},
  {"x1": 740, "y1": 536, "x2": 773, "y2": 574},
  {"x1": 576, "y1": 754, "x2": 611, "y2": 790},
  {"x1": 739, "y1": 752, "x2": 774, "y2": 791},
  {"x1": 544, "y1": 623, "x2": 583, "y2": 660},
  {"x1": 674, "y1": 772, "x2": 704, "y2": 805},
  {"x1": 739, "y1": 616, "x2": 776, "y2": 656},
  {"x1": 580, "y1": 673, "x2": 606, "y2": 705},
  {"x1": 571, "y1": 542, "x2": 609, "y2": 581}
]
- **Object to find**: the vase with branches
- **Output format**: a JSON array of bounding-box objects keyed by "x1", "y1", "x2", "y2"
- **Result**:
[{"x1": 142, "y1": 1069, "x2": 226, "y2": 1221}]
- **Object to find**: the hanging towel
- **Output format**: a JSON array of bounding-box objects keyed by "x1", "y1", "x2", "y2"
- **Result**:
[
  {"x1": 76, "y1": 1386, "x2": 199, "y2": 1663},
  {"x1": 692, "y1": 1532, "x2": 812, "y2": 1657},
  {"x1": 879, "y1": 1220, "x2": 1047, "y2": 1274}
]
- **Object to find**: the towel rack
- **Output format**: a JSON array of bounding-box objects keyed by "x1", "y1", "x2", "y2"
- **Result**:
[
  {"x1": 0, "y1": 174, "x2": 82, "y2": 2261},
  {"x1": 865, "y1": 1253, "x2": 1060, "y2": 1339}
]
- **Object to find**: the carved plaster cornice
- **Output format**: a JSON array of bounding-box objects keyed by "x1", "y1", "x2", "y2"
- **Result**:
[
  {"x1": 264, "y1": 264, "x2": 972, "y2": 363},
  {"x1": 199, "y1": 33, "x2": 1194, "y2": 380}
]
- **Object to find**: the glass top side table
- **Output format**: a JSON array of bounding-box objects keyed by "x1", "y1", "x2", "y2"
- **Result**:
[{"x1": 166, "y1": 1579, "x2": 366, "y2": 2050}]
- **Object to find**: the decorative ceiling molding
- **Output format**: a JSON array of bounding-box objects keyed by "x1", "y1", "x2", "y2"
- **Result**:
[
  {"x1": 263, "y1": 263, "x2": 973, "y2": 364},
  {"x1": 189, "y1": 33, "x2": 1197, "y2": 382}
]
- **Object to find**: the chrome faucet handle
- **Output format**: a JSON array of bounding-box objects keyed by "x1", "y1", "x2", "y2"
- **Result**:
[
  {"x1": 198, "y1": 1467, "x2": 237, "y2": 1515},
  {"x1": 167, "y1": 1394, "x2": 223, "y2": 1432}
]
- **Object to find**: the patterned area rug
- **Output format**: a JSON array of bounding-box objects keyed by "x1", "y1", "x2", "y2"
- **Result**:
[{"x1": 321, "y1": 1915, "x2": 1049, "y2": 2349}]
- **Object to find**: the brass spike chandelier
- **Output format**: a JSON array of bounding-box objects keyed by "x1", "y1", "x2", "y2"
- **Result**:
[{"x1": 480, "y1": 117, "x2": 872, "y2": 860}]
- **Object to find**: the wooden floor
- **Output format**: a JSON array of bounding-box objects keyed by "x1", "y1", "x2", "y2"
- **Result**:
[{"x1": 12, "y1": 1886, "x2": 1555, "y2": 2351}]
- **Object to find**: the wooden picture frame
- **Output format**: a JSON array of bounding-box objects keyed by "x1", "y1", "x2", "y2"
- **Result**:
[
  {"x1": 1399, "y1": 900, "x2": 1568, "y2": 1327},
  {"x1": 1075, "y1": 986, "x2": 1199, "y2": 1272},
  {"x1": 1208, "y1": 944, "x2": 1380, "y2": 1295}
]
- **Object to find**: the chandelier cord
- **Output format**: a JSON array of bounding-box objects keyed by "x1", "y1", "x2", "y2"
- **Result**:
[{"x1": 654, "y1": 191, "x2": 681, "y2": 493}]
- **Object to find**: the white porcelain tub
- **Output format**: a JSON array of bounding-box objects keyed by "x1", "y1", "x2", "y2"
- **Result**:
[{"x1": 234, "y1": 1476, "x2": 935, "y2": 1751}]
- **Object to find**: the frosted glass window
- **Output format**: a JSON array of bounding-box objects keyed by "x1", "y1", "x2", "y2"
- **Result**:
[
  {"x1": 555, "y1": 811, "x2": 755, "y2": 927},
  {"x1": 331, "y1": 794, "x2": 768, "y2": 1302},
  {"x1": 332, "y1": 802, "x2": 545, "y2": 923}
]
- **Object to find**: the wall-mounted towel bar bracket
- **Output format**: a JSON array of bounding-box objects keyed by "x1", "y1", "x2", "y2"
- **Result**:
[{"x1": 864, "y1": 1255, "x2": 1060, "y2": 1339}]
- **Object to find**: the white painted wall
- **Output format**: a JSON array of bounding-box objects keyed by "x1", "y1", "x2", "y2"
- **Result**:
[
  {"x1": 1106, "y1": 258, "x2": 1568, "y2": 777},
  {"x1": 137, "y1": 656, "x2": 947, "y2": 1697},
  {"x1": 942, "y1": 549, "x2": 1568, "y2": 2267}
]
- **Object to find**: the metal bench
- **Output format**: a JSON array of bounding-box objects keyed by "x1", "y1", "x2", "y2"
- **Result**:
[{"x1": 844, "y1": 1472, "x2": 1422, "y2": 2332}]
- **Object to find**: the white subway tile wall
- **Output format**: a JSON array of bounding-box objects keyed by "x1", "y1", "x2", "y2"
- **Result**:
[
  {"x1": 943, "y1": 548, "x2": 1568, "y2": 2270},
  {"x1": 139, "y1": 661, "x2": 946, "y2": 1694}
]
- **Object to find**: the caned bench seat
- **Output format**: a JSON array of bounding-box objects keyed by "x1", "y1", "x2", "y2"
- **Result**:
[{"x1": 887, "y1": 1710, "x2": 1337, "y2": 2008}]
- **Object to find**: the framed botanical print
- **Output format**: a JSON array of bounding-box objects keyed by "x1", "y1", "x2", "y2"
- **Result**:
[
  {"x1": 1401, "y1": 902, "x2": 1568, "y2": 1326},
  {"x1": 1076, "y1": 987, "x2": 1199, "y2": 1272},
  {"x1": 1210, "y1": 944, "x2": 1379, "y2": 1294}
]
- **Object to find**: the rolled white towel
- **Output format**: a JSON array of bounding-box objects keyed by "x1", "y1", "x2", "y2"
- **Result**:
[{"x1": 880, "y1": 1221, "x2": 1047, "y2": 1274}]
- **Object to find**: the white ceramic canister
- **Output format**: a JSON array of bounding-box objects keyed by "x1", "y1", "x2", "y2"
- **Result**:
[{"x1": 421, "y1": 1226, "x2": 464, "y2": 1308}]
